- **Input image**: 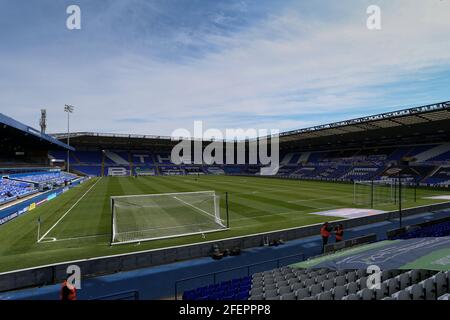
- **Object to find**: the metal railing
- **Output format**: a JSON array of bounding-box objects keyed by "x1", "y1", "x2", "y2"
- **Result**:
[{"x1": 174, "y1": 253, "x2": 304, "y2": 300}]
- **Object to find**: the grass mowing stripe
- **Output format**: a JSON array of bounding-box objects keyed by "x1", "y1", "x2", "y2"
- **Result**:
[
  {"x1": 0, "y1": 175, "x2": 448, "y2": 272},
  {"x1": 38, "y1": 178, "x2": 103, "y2": 242}
]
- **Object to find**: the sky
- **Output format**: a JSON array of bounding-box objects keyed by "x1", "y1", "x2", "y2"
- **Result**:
[{"x1": 0, "y1": 0, "x2": 449, "y2": 138}]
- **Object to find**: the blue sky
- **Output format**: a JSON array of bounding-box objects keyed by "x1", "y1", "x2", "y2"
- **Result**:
[{"x1": 0, "y1": 0, "x2": 449, "y2": 138}]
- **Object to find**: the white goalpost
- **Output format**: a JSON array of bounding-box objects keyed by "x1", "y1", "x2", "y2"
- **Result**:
[
  {"x1": 110, "y1": 191, "x2": 228, "y2": 245},
  {"x1": 353, "y1": 179, "x2": 403, "y2": 207}
]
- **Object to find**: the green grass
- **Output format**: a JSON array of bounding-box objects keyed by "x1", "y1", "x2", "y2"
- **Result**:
[{"x1": 0, "y1": 175, "x2": 448, "y2": 273}]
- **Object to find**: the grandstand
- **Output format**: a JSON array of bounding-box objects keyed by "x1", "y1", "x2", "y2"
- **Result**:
[{"x1": 0, "y1": 101, "x2": 450, "y2": 301}]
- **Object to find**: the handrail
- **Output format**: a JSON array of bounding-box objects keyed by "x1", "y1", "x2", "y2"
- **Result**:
[{"x1": 174, "y1": 252, "x2": 304, "y2": 300}]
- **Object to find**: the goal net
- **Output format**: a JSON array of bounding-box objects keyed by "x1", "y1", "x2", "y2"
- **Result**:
[
  {"x1": 111, "y1": 191, "x2": 227, "y2": 245},
  {"x1": 354, "y1": 179, "x2": 399, "y2": 207}
]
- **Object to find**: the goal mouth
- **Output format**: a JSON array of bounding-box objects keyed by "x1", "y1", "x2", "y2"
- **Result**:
[
  {"x1": 353, "y1": 179, "x2": 415, "y2": 208},
  {"x1": 110, "y1": 191, "x2": 228, "y2": 245}
]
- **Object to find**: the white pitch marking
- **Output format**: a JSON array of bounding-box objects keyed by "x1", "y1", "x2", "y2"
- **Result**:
[
  {"x1": 287, "y1": 195, "x2": 343, "y2": 203},
  {"x1": 37, "y1": 177, "x2": 103, "y2": 243}
]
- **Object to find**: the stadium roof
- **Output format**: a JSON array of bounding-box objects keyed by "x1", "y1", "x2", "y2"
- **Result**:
[
  {"x1": 280, "y1": 101, "x2": 450, "y2": 140},
  {"x1": 278, "y1": 100, "x2": 450, "y2": 151},
  {"x1": 0, "y1": 113, "x2": 74, "y2": 151},
  {"x1": 52, "y1": 100, "x2": 450, "y2": 151}
]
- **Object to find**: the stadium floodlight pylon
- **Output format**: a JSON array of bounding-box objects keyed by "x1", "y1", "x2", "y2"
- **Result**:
[{"x1": 111, "y1": 191, "x2": 228, "y2": 245}]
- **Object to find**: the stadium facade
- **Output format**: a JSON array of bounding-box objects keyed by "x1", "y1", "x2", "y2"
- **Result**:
[{"x1": 47, "y1": 101, "x2": 450, "y2": 186}]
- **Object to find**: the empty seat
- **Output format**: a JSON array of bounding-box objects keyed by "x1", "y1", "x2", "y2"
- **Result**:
[
  {"x1": 264, "y1": 289, "x2": 278, "y2": 299},
  {"x1": 357, "y1": 277, "x2": 368, "y2": 290},
  {"x1": 397, "y1": 273, "x2": 411, "y2": 290},
  {"x1": 276, "y1": 280, "x2": 289, "y2": 288},
  {"x1": 252, "y1": 278, "x2": 263, "y2": 287},
  {"x1": 249, "y1": 294, "x2": 264, "y2": 300},
  {"x1": 357, "y1": 288, "x2": 373, "y2": 300},
  {"x1": 318, "y1": 291, "x2": 333, "y2": 300},
  {"x1": 281, "y1": 292, "x2": 296, "y2": 300},
  {"x1": 310, "y1": 284, "x2": 322, "y2": 296},
  {"x1": 252, "y1": 273, "x2": 263, "y2": 280},
  {"x1": 420, "y1": 278, "x2": 436, "y2": 300},
  {"x1": 346, "y1": 282, "x2": 359, "y2": 295},
  {"x1": 265, "y1": 283, "x2": 277, "y2": 291},
  {"x1": 298, "y1": 274, "x2": 309, "y2": 282},
  {"x1": 316, "y1": 274, "x2": 327, "y2": 283},
  {"x1": 295, "y1": 288, "x2": 310, "y2": 300},
  {"x1": 303, "y1": 278, "x2": 315, "y2": 287},
  {"x1": 302, "y1": 296, "x2": 317, "y2": 300},
  {"x1": 438, "y1": 293, "x2": 450, "y2": 300},
  {"x1": 250, "y1": 287, "x2": 264, "y2": 296},
  {"x1": 392, "y1": 290, "x2": 411, "y2": 300},
  {"x1": 335, "y1": 275, "x2": 347, "y2": 287},
  {"x1": 278, "y1": 286, "x2": 291, "y2": 295},
  {"x1": 408, "y1": 284, "x2": 424, "y2": 300},
  {"x1": 274, "y1": 275, "x2": 286, "y2": 282},
  {"x1": 327, "y1": 271, "x2": 337, "y2": 279},
  {"x1": 434, "y1": 272, "x2": 448, "y2": 297},
  {"x1": 266, "y1": 295, "x2": 281, "y2": 300},
  {"x1": 356, "y1": 269, "x2": 367, "y2": 278},
  {"x1": 285, "y1": 273, "x2": 296, "y2": 280},
  {"x1": 291, "y1": 282, "x2": 304, "y2": 291},
  {"x1": 264, "y1": 277, "x2": 275, "y2": 285},
  {"x1": 346, "y1": 271, "x2": 357, "y2": 283},
  {"x1": 375, "y1": 282, "x2": 389, "y2": 300},
  {"x1": 336, "y1": 270, "x2": 347, "y2": 277},
  {"x1": 409, "y1": 270, "x2": 422, "y2": 283},
  {"x1": 342, "y1": 294, "x2": 359, "y2": 300},
  {"x1": 323, "y1": 279, "x2": 335, "y2": 291},
  {"x1": 387, "y1": 278, "x2": 399, "y2": 295},
  {"x1": 332, "y1": 286, "x2": 347, "y2": 300}
]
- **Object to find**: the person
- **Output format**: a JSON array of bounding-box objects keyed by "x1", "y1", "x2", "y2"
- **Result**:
[
  {"x1": 320, "y1": 222, "x2": 332, "y2": 252},
  {"x1": 335, "y1": 224, "x2": 344, "y2": 243},
  {"x1": 60, "y1": 278, "x2": 77, "y2": 300}
]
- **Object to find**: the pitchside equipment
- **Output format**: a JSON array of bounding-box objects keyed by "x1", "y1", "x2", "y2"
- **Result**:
[{"x1": 111, "y1": 191, "x2": 227, "y2": 245}]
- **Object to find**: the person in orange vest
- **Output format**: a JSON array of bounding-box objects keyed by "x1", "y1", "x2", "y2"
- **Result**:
[
  {"x1": 320, "y1": 222, "x2": 332, "y2": 252},
  {"x1": 335, "y1": 224, "x2": 344, "y2": 243},
  {"x1": 60, "y1": 278, "x2": 77, "y2": 300}
]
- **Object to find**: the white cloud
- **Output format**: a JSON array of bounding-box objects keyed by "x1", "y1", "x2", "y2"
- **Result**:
[{"x1": 1, "y1": 0, "x2": 449, "y2": 136}]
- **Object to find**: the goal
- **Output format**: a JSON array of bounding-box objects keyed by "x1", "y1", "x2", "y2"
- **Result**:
[
  {"x1": 111, "y1": 191, "x2": 228, "y2": 245},
  {"x1": 354, "y1": 179, "x2": 397, "y2": 207}
]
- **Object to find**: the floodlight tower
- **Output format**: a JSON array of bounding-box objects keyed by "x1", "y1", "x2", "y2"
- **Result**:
[
  {"x1": 64, "y1": 104, "x2": 75, "y2": 172},
  {"x1": 39, "y1": 109, "x2": 47, "y2": 134}
]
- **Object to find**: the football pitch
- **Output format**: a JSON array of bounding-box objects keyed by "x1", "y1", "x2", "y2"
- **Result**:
[{"x1": 0, "y1": 175, "x2": 448, "y2": 273}]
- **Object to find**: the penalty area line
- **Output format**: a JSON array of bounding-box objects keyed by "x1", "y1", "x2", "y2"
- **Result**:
[{"x1": 37, "y1": 177, "x2": 103, "y2": 243}]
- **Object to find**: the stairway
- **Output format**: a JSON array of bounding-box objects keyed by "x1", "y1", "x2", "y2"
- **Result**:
[
  {"x1": 413, "y1": 143, "x2": 450, "y2": 162},
  {"x1": 104, "y1": 151, "x2": 129, "y2": 165}
]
